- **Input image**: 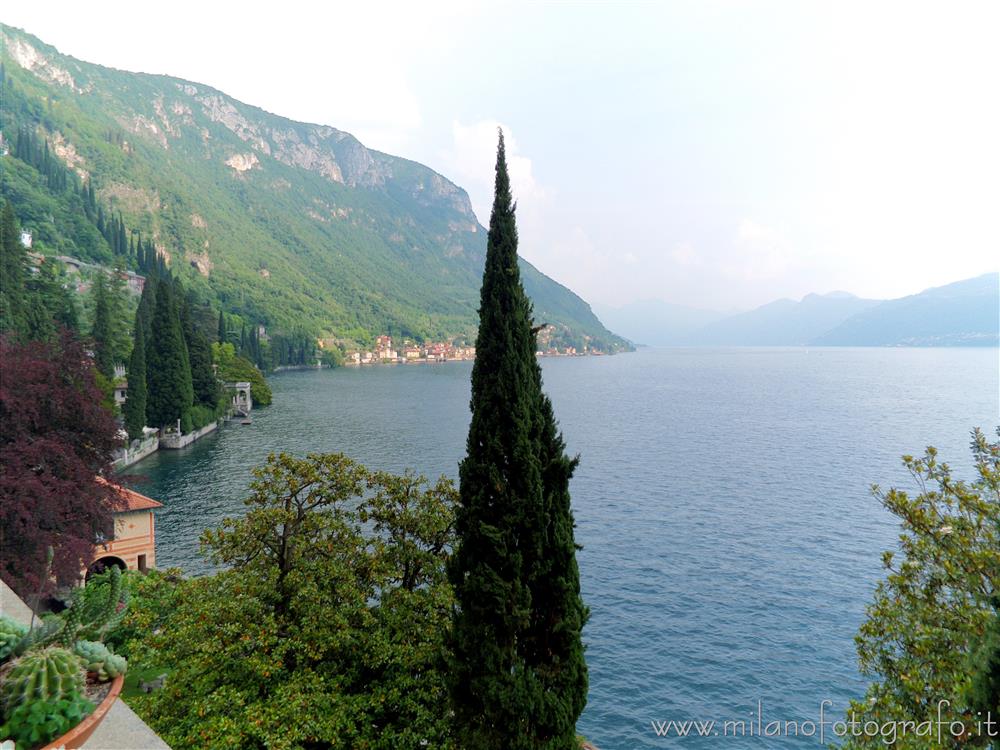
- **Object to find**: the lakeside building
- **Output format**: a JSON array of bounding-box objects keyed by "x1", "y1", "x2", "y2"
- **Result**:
[{"x1": 88, "y1": 483, "x2": 162, "y2": 580}]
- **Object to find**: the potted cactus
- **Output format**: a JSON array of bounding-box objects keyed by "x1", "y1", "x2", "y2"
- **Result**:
[{"x1": 0, "y1": 568, "x2": 129, "y2": 750}]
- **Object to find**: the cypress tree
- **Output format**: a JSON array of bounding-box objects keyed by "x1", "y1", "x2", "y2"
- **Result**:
[
  {"x1": 217, "y1": 309, "x2": 226, "y2": 344},
  {"x1": 448, "y1": 132, "x2": 588, "y2": 750},
  {"x1": 0, "y1": 201, "x2": 27, "y2": 337},
  {"x1": 146, "y1": 280, "x2": 192, "y2": 431},
  {"x1": 123, "y1": 319, "x2": 147, "y2": 441},
  {"x1": 91, "y1": 274, "x2": 115, "y2": 378}
]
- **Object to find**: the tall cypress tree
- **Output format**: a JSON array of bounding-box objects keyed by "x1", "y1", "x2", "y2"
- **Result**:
[
  {"x1": 123, "y1": 319, "x2": 147, "y2": 441},
  {"x1": 91, "y1": 274, "x2": 115, "y2": 378},
  {"x1": 448, "y1": 132, "x2": 588, "y2": 749},
  {"x1": 146, "y1": 280, "x2": 192, "y2": 431},
  {"x1": 217, "y1": 309, "x2": 226, "y2": 344},
  {"x1": 0, "y1": 201, "x2": 27, "y2": 337}
]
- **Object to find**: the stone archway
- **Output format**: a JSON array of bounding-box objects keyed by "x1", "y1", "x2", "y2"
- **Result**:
[{"x1": 86, "y1": 555, "x2": 126, "y2": 582}]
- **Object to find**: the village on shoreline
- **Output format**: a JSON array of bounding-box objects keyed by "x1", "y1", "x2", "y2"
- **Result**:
[{"x1": 335, "y1": 331, "x2": 607, "y2": 367}]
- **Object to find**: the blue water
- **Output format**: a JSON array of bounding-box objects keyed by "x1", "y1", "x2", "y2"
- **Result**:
[{"x1": 121, "y1": 347, "x2": 999, "y2": 748}]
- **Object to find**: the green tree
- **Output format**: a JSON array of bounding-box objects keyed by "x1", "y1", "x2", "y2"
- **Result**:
[
  {"x1": 217, "y1": 309, "x2": 226, "y2": 344},
  {"x1": 844, "y1": 428, "x2": 1000, "y2": 748},
  {"x1": 145, "y1": 280, "x2": 192, "y2": 431},
  {"x1": 448, "y1": 132, "x2": 588, "y2": 750},
  {"x1": 130, "y1": 453, "x2": 458, "y2": 750},
  {"x1": 177, "y1": 287, "x2": 218, "y2": 409},
  {"x1": 25, "y1": 260, "x2": 79, "y2": 341},
  {"x1": 968, "y1": 600, "x2": 1000, "y2": 724},
  {"x1": 123, "y1": 320, "x2": 147, "y2": 441},
  {"x1": 0, "y1": 201, "x2": 27, "y2": 337},
  {"x1": 91, "y1": 273, "x2": 115, "y2": 378},
  {"x1": 212, "y1": 341, "x2": 272, "y2": 406}
]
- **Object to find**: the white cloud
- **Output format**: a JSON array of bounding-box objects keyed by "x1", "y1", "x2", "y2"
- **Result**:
[{"x1": 442, "y1": 120, "x2": 547, "y2": 225}]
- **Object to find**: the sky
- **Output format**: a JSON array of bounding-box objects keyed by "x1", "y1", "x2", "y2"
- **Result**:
[{"x1": 3, "y1": 1, "x2": 998, "y2": 311}]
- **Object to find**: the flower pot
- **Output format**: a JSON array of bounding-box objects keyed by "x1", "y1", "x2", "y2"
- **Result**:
[{"x1": 40, "y1": 674, "x2": 124, "y2": 750}]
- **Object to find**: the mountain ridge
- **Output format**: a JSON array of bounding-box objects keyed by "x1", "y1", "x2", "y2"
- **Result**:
[
  {"x1": 0, "y1": 24, "x2": 628, "y2": 352},
  {"x1": 600, "y1": 274, "x2": 998, "y2": 347}
]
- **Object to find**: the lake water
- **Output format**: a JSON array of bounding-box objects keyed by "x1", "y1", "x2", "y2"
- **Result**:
[{"x1": 121, "y1": 347, "x2": 999, "y2": 748}]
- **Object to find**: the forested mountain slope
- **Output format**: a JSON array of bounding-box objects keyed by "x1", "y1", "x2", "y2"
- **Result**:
[{"x1": 0, "y1": 24, "x2": 627, "y2": 351}]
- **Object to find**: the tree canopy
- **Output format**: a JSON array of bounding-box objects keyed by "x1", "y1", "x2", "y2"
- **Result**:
[
  {"x1": 844, "y1": 428, "x2": 1000, "y2": 748},
  {"x1": 130, "y1": 453, "x2": 458, "y2": 749},
  {"x1": 0, "y1": 332, "x2": 123, "y2": 597}
]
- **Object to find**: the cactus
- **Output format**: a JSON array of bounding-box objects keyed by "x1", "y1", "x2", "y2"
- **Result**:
[
  {"x1": 62, "y1": 567, "x2": 129, "y2": 644},
  {"x1": 0, "y1": 646, "x2": 86, "y2": 715},
  {"x1": 0, "y1": 617, "x2": 28, "y2": 662},
  {"x1": 11, "y1": 616, "x2": 64, "y2": 658},
  {"x1": 74, "y1": 640, "x2": 127, "y2": 682}
]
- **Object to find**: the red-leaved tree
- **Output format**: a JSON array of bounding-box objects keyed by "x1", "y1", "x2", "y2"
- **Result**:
[{"x1": 0, "y1": 331, "x2": 124, "y2": 598}]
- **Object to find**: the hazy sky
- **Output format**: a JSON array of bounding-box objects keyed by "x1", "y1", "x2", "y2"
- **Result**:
[{"x1": 3, "y1": 1, "x2": 998, "y2": 310}]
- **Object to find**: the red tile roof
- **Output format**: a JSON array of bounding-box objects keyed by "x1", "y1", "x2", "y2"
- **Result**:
[{"x1": 97, "y1": 477, "x2": 163, "y2": 511}]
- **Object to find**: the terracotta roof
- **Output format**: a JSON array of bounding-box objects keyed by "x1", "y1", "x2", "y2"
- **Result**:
[
  {"x1": 97, "y1": 477, "x2": 163, "y2": 511},
  {"x1": 115, "y1": 485, "x2": 163, "y2": 511}
]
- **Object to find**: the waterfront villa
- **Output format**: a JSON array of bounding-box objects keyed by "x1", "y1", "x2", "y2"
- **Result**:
[{"x1": 88, "y1": 483, "x2": 162, "y2": 580}]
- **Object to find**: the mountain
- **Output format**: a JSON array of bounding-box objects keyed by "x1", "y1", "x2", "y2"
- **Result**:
[
  {"x1": 687, "y1": 291, "x2": 882, "y2": 345},
  {"x1": 592, "y1": 299, "x2": 729, "y2": 346},
  {"x1": 811, "y1": 273, "x2": 999, "y2": 346},
  {"x1": 0, "y1": 25, "x2": 628, "y2": 352}
]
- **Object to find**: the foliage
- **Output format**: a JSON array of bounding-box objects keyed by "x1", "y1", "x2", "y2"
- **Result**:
[
  {"x1": 99, "y1": 569, "x2": 182, "y2": 659},
  {"x1": 128, "y1": 453, "x2": 457, "y2": 749},
  {"x1": 123, "y1": 317, "x2": 147, "y2": 440},
  {"x1": 0, "y1": 618, "x2": 28, "y2": 662},
  {"x1": 145, "y1": 278, "x2": 193, "y2": 431},
  {"x1": 213, "y1": 342, "x2": 272, "y2": 406},
  {"x1": 844, "y1": 428, "x2": 1000, "y2": 748},
  {"x1": 0, "y1": 332, "x2": 122, "y2": 598},
  {"x1": 0, "y1": 201, "x2": 28, "y2": 336},
  {"x1": 448, "y1": 133, "x2": 588, "y2": 749},
  {"x1": 0, "y1": 646, "x2": 86, "y2": 716},
  {"x1": 967, "y1": 599, "x2": 1000, "y2": 721},
  {"x1": 0, "y1": 694, "x2": 94, "y2": 749},
  {"x1": 90, "y1": 272, "x2": 115, "y2": 378}
]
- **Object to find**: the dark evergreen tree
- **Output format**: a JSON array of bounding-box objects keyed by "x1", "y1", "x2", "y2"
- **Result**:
[
  {"x1": 217, "y1": 309, "x2": 226, "y2": 344},
  {"x1": 968, "y1": 599, "x2": 1000, "y2": 720},
  {"x1": 123, "y1": 319, "x2": 147, "y2": 441},
  {"x1": 448, "y1": 132, "x2": 588, "y2": 750},
  {"x1": 29, "y1": 260, "x2": 79, "y2": 335},
  {"x1": 146, "y1": 280, "x2": 192, "y2": 431},
  {"x1": 0, "y1": 201, "x2": 27, "y2": 337},
  {"x1": 179, "y1": 291, "x2": 218, "y2": 408},
  {"x1": 136, "y1": 274, "x2": 157, "y2": 358},
  {"x1": 91, "y1": 273, "x2": 115, "y2": 378}
]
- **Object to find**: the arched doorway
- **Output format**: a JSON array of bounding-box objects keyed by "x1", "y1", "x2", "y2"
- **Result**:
[{"x1": 86, "y1": 555, "x2": 126, "y2": 582}]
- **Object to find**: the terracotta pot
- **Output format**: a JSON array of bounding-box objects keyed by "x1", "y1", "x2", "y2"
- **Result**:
[{"x1": 40, "y1": 673, "x2": 124, "y2": 750}]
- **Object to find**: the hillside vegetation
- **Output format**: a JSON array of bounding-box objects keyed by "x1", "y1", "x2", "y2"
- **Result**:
[{"x1": 0, "y1": 24, "x2": 627, "y2": 353}]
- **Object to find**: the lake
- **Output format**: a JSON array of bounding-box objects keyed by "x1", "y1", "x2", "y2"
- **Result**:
[{"x1": 120, "y1": 347, "x2": 999, "y2": 748}]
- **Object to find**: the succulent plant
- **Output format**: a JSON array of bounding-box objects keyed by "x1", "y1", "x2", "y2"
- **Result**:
[
  {"x1": 59, "y1": 567, "x2": 129, "y2": 645},
  {"x1": 0, "y1": 617, "x2": 28, "y2": 662},
  {"x1": 0, "y1": 646, "x2": 86, "y2": 715},
  {"x1": 74, "y1": 640, "x2": 127, "y2": 682}
]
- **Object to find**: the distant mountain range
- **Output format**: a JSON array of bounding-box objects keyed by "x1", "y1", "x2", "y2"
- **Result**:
[
  {"x1": 603, "y1": 273, "x2": 999, "y2": 347},
  {"x1": 813, "y1": 273, "x2": 999, "y2": 346}
]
